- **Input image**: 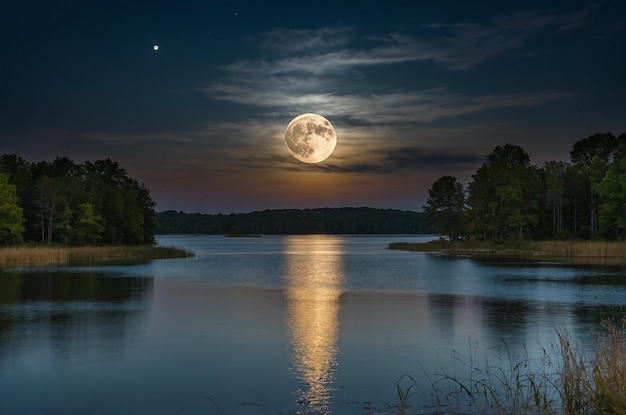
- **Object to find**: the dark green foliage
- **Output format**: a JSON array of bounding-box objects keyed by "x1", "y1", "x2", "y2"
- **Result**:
[
  {"x1": 570, "y1": 132, "x2": 622, "y2": 168},
  {"x1": 0, "y1": 173, "x2": 24, "y2": 245},
  {"x1": 0, "y1": 154, "x2": 156, "y2": 245},
  {"x1": 595, "y1": 145, "x2": 626, "y2": 239},
  {"x1": 72, "y1": 202, "x2": 105, "y2": 245},
  {"x1": 82, "y1": 159, "x2": 156, "y2": 245},
  {"x1": 155, "y1": 208, "x2": 426, "y2": 235},
  {"x1": 429, "y1": 132, "x2": 626, "y2": 242},
  {"x1": 424, "y1": 176, "x2": 465, "y2": 240},
  {"x1": 542, "y1": 160, "x2": 568, "y2": 238},
  {"x1": 569, "y1": 132, "x2": 625, "y2": 238},
  {"x1": 557, "y1": 164, "x2": 590, "y2": 239},
  {"x1": 0, "y1": 154, "x2": 39, "y2": 241},
  {"x1": 467, "y1": 144, "x2": 542, "y2": 240}
]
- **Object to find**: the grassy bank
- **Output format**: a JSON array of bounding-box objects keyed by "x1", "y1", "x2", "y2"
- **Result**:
[
  {"x1": 389, "y1": 239, "x2": 626, "y2": 261},
  {"x1": 0, "y1": 245, "x2": 194, "y2": 268}
]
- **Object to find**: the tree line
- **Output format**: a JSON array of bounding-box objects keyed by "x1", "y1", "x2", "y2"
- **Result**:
[
  {"x1": 156, "y1": 208, "x2": 426, "y2": 235},
  {"x1": 0, "y1": 154, "x2": 156, "y2": 246},
  {"x1": 424, "y1": 132, "x2": 626, "y2": 241}
]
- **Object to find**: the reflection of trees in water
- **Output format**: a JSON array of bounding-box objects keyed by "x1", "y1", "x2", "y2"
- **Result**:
[
  {"x1": 427, "y1": 294, "x2": 461, "y2": 342},
  {"x1": 0, "y1": 311, "x2": 12, "y2": 336},
  {"x1": 0, "y1": 271, "x2": 151, "y2": 303},
  {"x1": 480, "y1": 299, "x2": 530, "y2": 336},
  {"x1": 282, "y1": 236, "x2": 344, "y2": 415},
  {"x1": 428, "y1": 291, "x2": 626, "y2": 350},
  {"x1": 427, "y1": 294, "x2": 534, "y2": 343},
  {"x1": 572, "y1": 305, "x2": 626, "y2": 326},
  {"x1": 0, "y1": 271, "x2": 152, "y2": 364}
]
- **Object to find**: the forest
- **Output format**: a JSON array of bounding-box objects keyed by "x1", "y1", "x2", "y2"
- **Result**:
[
  {"x1": 2, "y1": 130, "x2": 625, "y2": 245},
  {"x1": 155, "y1": 208, "x2": 427, "y2": 235},
  {"x1": 423, "y1": 131, "x2": 626, "y2": 241},
  {"x1": 0, "y1": 154, "x2": 156, "y2": 246}
]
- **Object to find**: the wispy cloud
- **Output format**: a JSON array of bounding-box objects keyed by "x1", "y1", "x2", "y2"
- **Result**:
[
  {"x1": 420, "y1": 8, "x2": 590, "y2": 70},
  {"x1": 216, "y1": 6, "x2": 590, "y2": 80},
  {"x1": 204, "y1": 81, "x2": 572, "y2": 125},
  {"x1": 260, "y1": 26, "x2": 353, "y2": 54},
  {"x1": 382, "y1": 146, "x2": 485, "y2": 171},
  {"x1": 200, "y1": 7, "x2": 585, "y2": 132},
  {"x1": 286, "y1": 145, "x2": 485, "y2": 175}
]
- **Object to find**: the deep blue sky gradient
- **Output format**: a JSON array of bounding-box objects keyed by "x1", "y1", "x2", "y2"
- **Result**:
[{"x1": 1, "y1": 0, "x2": 624, "y2": 213}]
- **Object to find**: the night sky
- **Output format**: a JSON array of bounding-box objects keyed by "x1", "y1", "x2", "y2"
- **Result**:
[{"x1": 2, "y1": 1, "x2": 624, "y2": 214}]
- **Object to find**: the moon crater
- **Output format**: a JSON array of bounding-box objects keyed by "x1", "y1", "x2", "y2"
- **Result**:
[{"x1": 285, "y1": 113, "x2": 337, "y2": 164}]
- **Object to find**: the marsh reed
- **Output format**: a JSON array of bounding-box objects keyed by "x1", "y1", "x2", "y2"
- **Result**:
[
  {"x1": 410, "y1": 319, "x2": 626, "y2": 415},
  {"x1": 390, "y1": 240, "x2": 626, "y2": 260},
  {"x1": 533, "y1": 241, "x2": 626, "y2": 258},
  {"x1": 0, "y1": 245, "x2": 193, "y2": 268}
]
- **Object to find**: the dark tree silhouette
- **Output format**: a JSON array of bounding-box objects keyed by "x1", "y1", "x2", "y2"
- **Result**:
[{"x1": 424, "y1": 176, "x2": 465, "y2": 240}]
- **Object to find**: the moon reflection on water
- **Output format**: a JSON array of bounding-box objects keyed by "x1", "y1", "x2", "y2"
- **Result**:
[{"x1": 283, "y1": 235, "x2": 344, "y2": 413}]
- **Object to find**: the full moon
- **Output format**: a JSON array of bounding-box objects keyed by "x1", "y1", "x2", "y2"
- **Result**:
[
  {"x1": 284, "y1": 113, "x2": 337, "y2": 164},
  {"x1": 153, "y1": 44, "x2": 159, "y2": 51}
]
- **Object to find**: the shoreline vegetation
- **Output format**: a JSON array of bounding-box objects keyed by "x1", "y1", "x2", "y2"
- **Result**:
[
  {"x1": 407, "y1": 319, "x2": 626, "y2": 414},
  {"x1": 389, "y1": 239, "x2": 626, "y2": 263},
  {"x1": 0, "y1": 245, "x2": 194, "y2": 268}
]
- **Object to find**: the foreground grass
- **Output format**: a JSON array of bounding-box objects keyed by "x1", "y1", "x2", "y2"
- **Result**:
[
  {"x1": 0, "y1": 245, "x2": 194, "y2": 268},
  {"x1": 389, "y1": 239, "x2": 626, "y2": 261},
  {"x1": 408, "y1": 319, "x2": 626, "y2": 415}
]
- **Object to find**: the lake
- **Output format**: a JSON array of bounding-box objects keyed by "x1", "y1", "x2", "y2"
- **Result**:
[{"x1": 1, "y1": 235, "x2": 626, "y2": 414}]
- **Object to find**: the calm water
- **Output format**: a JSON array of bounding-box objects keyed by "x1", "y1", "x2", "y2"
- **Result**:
[{"x1": 1, "y1": 235, "x2": 626, "y2": 414}]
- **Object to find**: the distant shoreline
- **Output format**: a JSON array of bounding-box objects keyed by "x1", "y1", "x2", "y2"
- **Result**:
[
  {"x1": 389, "y1": 239, "x2": 626, "y2": 263},
  {"x1": 0, "y1": 245, "x2": 194, "y2": 269}
]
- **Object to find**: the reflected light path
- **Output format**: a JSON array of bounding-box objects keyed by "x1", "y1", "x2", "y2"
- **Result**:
[{"x1": 283, "y1": 235, "x2": 344, "y2": 414}]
